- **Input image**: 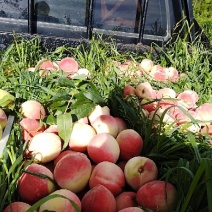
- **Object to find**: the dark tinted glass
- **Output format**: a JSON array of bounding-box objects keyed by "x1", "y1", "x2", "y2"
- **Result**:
[{"x1": 93, "y1": 0, "x2": 167, "y2": 36}]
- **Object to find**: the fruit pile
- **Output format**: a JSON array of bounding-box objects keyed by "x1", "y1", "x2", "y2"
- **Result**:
[{"x1": 3, "y1": 101, "x2": 178, "y2": 212}]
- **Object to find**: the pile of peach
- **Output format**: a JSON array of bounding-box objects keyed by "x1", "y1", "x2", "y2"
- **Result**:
[
  {"x1": 124, "y1": 81, "x2": 212, "y2": 134},
  {"x1": 4, "y1": 101, "x2": 178, "y2": 212}
]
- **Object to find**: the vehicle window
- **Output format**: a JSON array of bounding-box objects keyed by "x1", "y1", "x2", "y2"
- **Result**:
[{"x1": 93, "y1": 0, "x2": 167, "y2": 36}]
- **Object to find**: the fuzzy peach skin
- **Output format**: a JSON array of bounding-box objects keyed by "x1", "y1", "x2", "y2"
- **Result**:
[
  {"x1": 28, "y1": 132, "x2": 62, "y2": 163},
  {"x1": 0, "y1": 108, "x2": 7, "y2": 128},
  {"x1": 54, "y1": 152, "x2": 92, "y2": 193},
  {"x1": 18, "y1": 163, "x2": 56, "y2": 205},
  {"x1": 81, "y1": 184, "x2": 116, "y2": 212},
  {"x1": 87, "y1": 133, "x2": 120, "y2": 164},
  {"x1": 139, "y1": 58, "x2": 154, "y2": 74},
  {"x1": 116, "y1": 191, "x2": 137, "y2": 211},
  {"x1": 116, "y1": 129, "x2": 143, "y2": 160},
  {"x1": 69, "y1": 122, "x2": 96, "y2": 152},
  {"x1": 21, "y1": 100, "x2": 46, "y2": 120},
  {"x1": 91, "y1": 114, "x2": 119, "y2": 137},
  {"x1": 53, "y1": 150, "x2": 78, "y2": 166},
  {"x1": 124, "y1": 156, "x2": 158, "y2": 191},
  {"x1": 123, "y1": 85, "x2": 136, "y2": 98},
  {"x1": 89, "y1": 161, "x2": 125, "y2": 196},
  {"x1": 136, "y1": 180, "x2": 178, "y2": 212},
  {"x1": 88, "y1": 105, "x2": 110, "y2": 124},
  {"x1": 3, "y1": 202, "x2": 35, "y2": 212},
  {"x1": 196, "y1": 103, "x2": 212, "y2": 126},
  {"x1": 118, "y1": 207, "x2": 145, "y2": 212},
  {"x1": 39, "y1": 189, "x2": 81, "y2": 212}
]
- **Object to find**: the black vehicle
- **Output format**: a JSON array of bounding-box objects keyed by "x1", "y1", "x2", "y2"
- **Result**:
[{"x1": 0, "y1": 0, "x2": 208, "y2": 51}]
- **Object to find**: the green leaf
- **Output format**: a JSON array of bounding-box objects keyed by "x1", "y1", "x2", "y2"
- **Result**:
[{"x1": 57, "y1": 113, "x2": 73, "y2": 150}]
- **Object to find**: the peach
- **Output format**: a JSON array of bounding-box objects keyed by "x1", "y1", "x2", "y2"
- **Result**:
[
  {"x1": 150, "y1": 65, "x2": 166, "y2": 82},
  {"x1": 28, "y1": 132, "x2": 62, "y2": 163},
  {"x1": 164, "y1": 67, "x2": 179, "y2": 82},
  {"x1": 114, "y1": 116, "x2": 128, "y2": 134},
  {"x1": 139, "y1": 58, "x2": 154, "y2": 73},
  {"x1": 200, "y1": 124, "x2": 212, "y2": 135},
  {"x1": 87, "y1": 133, "x2": 120, "y2": 163},
  {"x1": 91, "y1": 115, "x2": 119, "y2": 137},
  {"x1": 116, "y1": 129, "x2": 143, "y2": 160},
  {"x1": 0, "y1": 108, "x2": 7, "y2": 128},
  {"x1": 39, "y1": 189, "x2": 81, "y2": 212},
  {"x1": 18, "y1": 163, "x2": 56, "y2": 204},
  {"x1": 196, "y1": 103, "x2": 212, "y2": 125},
  {"x1": 54, "y1": 152, "x2": 92, "y2": 193},
  {"x1": 135, "y1": 82, "x2": 156, "y2": 99},
  {"x1": 141, "y1": 97, "x2": 157, "y2": 112},
  {"x1": 44, "y1": 124, "x2": 58, "y2": 134},
  {"x1": 124, "y1": 156, "x2": 158, "y2": 191},
  {"x1": 21, "y1": 100, "x2": 46, "y2": 120},
  {"x1": 123, "y1": 85, "x2": 136, "y2": 97},
  {"x1": 136, "y1": 180, "x2": 178, "y2": 212},
  {"x1": 77, "y1": 116, "x2": 89, "y2": 124},
  {"x1": 89, "y1": 161, "x2": 125, "y2": 196},
  {"x1": 20, "y1": 118, "x2": 45, "y2": 141},
  {"x1": 156, "y1": 88, "x2": 177, "y2": 99},
  {"x1": 53, "y1": 150, "x2": 78, "y2": 166},
  {"x1": 116, "y1": 191, "x2": 137, "y2": 211},
  {"x1": 81, "y1": 185, "x2": 116, "y2": 212},
  {"x1": 69, "y1": 122, "x2": 96, "y2": 152},
  {"x1": 177, "y1": 90, "x2": 199, "y2": 109},
  {"x1": 58, "y1": 57, "x2": 79, "y2": 73},
  {"x1": 88, "y1": 105, "x2": 110, "y2": 124},
  {"x1": 3, "y1": 202, "x2": 34, "y2": 212},
  {"x1": 118, "y1": 207, "x2": 145, "y2": 212}
]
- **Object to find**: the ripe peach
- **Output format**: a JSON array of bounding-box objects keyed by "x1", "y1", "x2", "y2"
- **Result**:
[
  {"x1": 88, "y1": 105, "x2": 110, "y2": 124},
  {"x1": 123, "y1": 85, "x2": 136, "y2": 97},
  {"x1": 141, "y1": 97, "x2": 157, "y2": 112},
  {"x1": 196, "y1": 103, "x2": 212, "y2": 126},
  {"x1": 3, "y1": 202, "x2": 34, "y2": 212},
  {"x1": 136, "y1": 180, "x2": 178, "y2": 212},
  {"x1": 116, "y1": 191, "x2": 137, "y2": 211},
  {"x1": 69, "y1": 122, "x2": 96, "y2": 152},
  {"x1": 114, "y1": 117, "x2": 128, "y2": 134},
  {"x1": 116, "y1": 129, "x2": 143, "y2": 160},
  {"x1": 21, "y1": 100, "x2": 46, "y2": 120},
  {"x1": 124, "y1": 156, "x2": 158, "y2": 191},
  {"x1": 87, "y1": 133, "x2": 120, "y2": 163},
  {"x1": 139, "y1": 58, "x2": 154, "y2": 73},
  {"x1": 58, "y1": 57, "x2": 79, "y2": 73},
  {"x1": 54, "y1": 152, "x2": 92, "y2": 193},
  {"x1": 28, "y1": 132, "x2": 62, "y2": 163},
  {"x1": 164, "y1": 67, "x2": 179, "y2": 82},
  {"x1": 53, "y1": 150, "x2": 78, "y2": 166},
  {"x1": 118, "y1": 207, "x2": 145, "y2": 212},
  {"x1": 156, "y1": 88, "x2": 177, "y2": 99},
  {"x1": 91, "y1": 115, "x2": 119, "y2": 137},
  {"x1": 44, "y1": 124, "x2": 58, "y2": 134},
  {"x1": 89, "y1": 161, "x2": 125, "y2": 196},
  {"x1": 135, "y1": 82, "x2": 156, "y2": 99},
  {"x1": 18, "y1": 163, "x2": 56, "y2": 204},
  {"x1": 20, "y1": 118, "x2": 45, "y2": 141},
  {"x1": 0, "y1": 108, "x2": 7, "y2": 128},
  {"x1": 39, "y1": 189, "x2": 81, "y2": 212},
  {"x1": 81, "y1": 185, "x2": 116, "y2": 212}
]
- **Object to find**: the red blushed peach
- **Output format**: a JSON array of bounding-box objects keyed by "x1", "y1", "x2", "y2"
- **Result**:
[
  {"x1": 116, "y1": 191, "x2": 137, "y2": 211},
  {"x1": 156, "y1": 88, "x2": 177, "y2": 99},
  {"x1": 39, "y1": 189, "x2": 81, "y2": 212},
  {"x1": 114, "y1": 117, "x2": 128, "y2": 135},
  {"x1": 54, "y1": 152, "x2": 92, "y2": 193},
  {"x1": 116, "y1": 129, "x2": 143, "y2": 160},
  {"x1": 141, "y1": 98, "x2": 157, "y2": 113},
  {"x1": 58, "y1": 57, "x2": 79, "y2": 73},
  {"x1": 124, "y1": 156, "x2": 158, "y2": 191},
  {"x1": 118, "y1": 207, "x2": 145, "y2": 212},
  {"x1": 136, "y1": 180, "x2": 178, "y2": 212},
  {"x1": 87, "y1": 133, "x2": 120, "y2": 164},
  {"x1": 21, "y1": 100, "x2": 46, "y2": 120},
  {"x1": 0, "y1": 108, "x2": 7, "y2": 128},
  {"x1": 91, "y1": 115, "x2": 119, "y2": 137},
  {"x1": 135, "y1": 82, "x2": 156, "y2": 99},
  {"x1": 69, "y1": 122, "x2": 96, "y2": 152},
  {"x1": 3, "y1": 202, "x2": 35, "y2": 212},
  {"x1": 28, "y1": 132, "x2": 62, "y2": 163},
  {"x1": 88, "y1": 105, "x2": 110, "y2": 124},
  {"x1": 81, "y1": 184, "x2": 116, "y2": 212},
  {"x1": 89, "y1": 161, "x2": 125, "y2": 196},
  {"x1": 20, "y1": 118, "x2": 45, "y2": 141},
  {"x1": 44, "y1": 124, "x2": 58, "y2": 134},
  {"x1": 53, "y1": 150, "x2": 78, "y2": 166},
  {"x1": 18, "y1": 163, "x2": 56, "y2": 205},
  {"x1": 123, "y1": 85, "x2": 136, "y2": 97}
]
